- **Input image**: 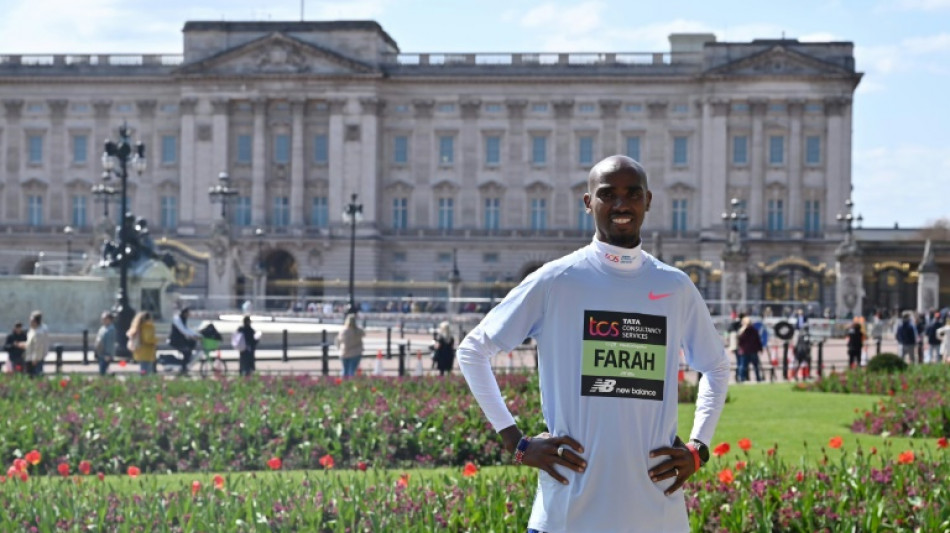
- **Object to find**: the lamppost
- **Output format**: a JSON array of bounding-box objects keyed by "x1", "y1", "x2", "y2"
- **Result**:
[
  {"x1": 342, "y1": 193, "x2": 363, "y2": 314},
  {"x1": 100, "y1": 123, "x2": 146, "y2": 357},
  {"x1": 91, "y1": 183, "x2": 117, "y2": 217},
  {"x1": 835, "y1": 199, "x2": 863, "y2": 242},
  {"x1": 63, "y1": 225, "x2": 74, "y2": 272},
  {"x1": 208, "y1": 171, "x2": 239, "y2": 221},
  {"x1": 721, "y1": 197, "x2": 748, "y2": 250}
]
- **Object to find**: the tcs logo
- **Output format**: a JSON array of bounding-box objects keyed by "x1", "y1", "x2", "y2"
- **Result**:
[
  {"x1": 588, "y1": 316, "x2": 620, "y2": 337},
  {"x1": 604, "y1": 253, "x2": 620, "y2": 263}
]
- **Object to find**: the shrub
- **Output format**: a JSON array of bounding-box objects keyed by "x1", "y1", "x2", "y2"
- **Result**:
[{"x1": 866, "y1": 352, "x2": 907, "y2": 374}]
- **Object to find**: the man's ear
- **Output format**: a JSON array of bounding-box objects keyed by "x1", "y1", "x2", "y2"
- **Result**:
[
  {"x1": 583, "y1": 192, "x2": 592, "y2": 213},
  {"x1": 645, "y1": 190, "x2": 653, "y2": 211}
]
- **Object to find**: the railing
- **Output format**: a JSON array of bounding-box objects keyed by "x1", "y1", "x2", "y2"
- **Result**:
[
  {"x1": 0, "y1": 54, "x2": 184, "y2": 68},
  {"x1": 382, "y1": 52, "x2": 702, "y2": 67}
]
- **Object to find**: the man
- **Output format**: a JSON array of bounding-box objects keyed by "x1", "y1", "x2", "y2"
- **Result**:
[
  {"x1": 458, "y1": 155, "x2": 730, "y2": 533},
  {"x1": 845, "y1": 317, "x2": 864, "y2": 369},
  {"x1": 169, "y1": 307, "x2": 201, "y2": 374},
  {"x1": 94, "y1": 311, "x2": 116, "y2": 376},
  {"x1": 19, "y1": 311, "x2": 50, "y2": 377},
  {"x1": 4, "y1": 322, "x2": 26, "y2": 373},
  {"x1": 895, "y1": 312, "x2": 918, "y2": 364},
  {"x1": 925, "y1": 311, "x2": 941, "y2": 364}
]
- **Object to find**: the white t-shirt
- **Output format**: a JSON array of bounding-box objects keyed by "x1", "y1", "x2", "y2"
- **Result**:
[{"x1": 458, "y1": 241, "x2": 730, "y2": 533}]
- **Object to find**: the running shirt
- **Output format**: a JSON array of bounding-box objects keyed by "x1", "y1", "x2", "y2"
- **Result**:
[{"x1": 459, "y1": 241, "x2": 729, "y2": 533}]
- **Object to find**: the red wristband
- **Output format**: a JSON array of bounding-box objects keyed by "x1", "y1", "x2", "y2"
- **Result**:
[{"x1": 685, "y1": 443, "x2": 701, "y2": 471}]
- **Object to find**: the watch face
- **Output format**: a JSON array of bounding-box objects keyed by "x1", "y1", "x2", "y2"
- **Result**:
[{"x1": 698, "y1": 444, "x2": 710, "y2": 463}]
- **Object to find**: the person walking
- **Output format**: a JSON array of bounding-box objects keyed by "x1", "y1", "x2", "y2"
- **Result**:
[
  {"x1": 128, "y1": 311, "x2": 157, "y2": 375},
  {"x1": 4, "y1": 322, "x2": 26, "y2": 374},
  {"x1": 895, "y1": 313, "x2": 918, "y2": 364},
  {"x1": 94, "y1": 311, "x2": 116, "y2": 376},
  {"x1": 235, "y1": 315, "x2": 258, "y2": 377},
  {"x1": 169, "y1": 307, "x2": 201, "y2": 374},
  {"x1": 19, "y1": 311, "x2": 50, "y2": 378},
  {"x1": 869, "y1": 312, "x2": 885, "y2": 356},
  {"x1": 924, "y1": 312, "x2": 942, "y2": 364},
  {"x1": 737, "y1": 316, "x2": 764, "y2": 382},
  {"x1": 336, "y1": 314, "x2": 364, "y2": 378},
  {"x1": 432, "y1": 321, "x2": 456, "y2": 376},
  {"x1": 845, "y1": 317, "x2": 864, "y2": 369},
  {"x1": 458, "y1": 155, "x2": 729, "y2": 532},
  {"x1": 936, "y1": 317, "x2": 950, "y2": 364}
]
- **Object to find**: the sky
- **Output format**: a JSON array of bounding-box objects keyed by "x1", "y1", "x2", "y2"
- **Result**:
[{"x1": 1, "y1": 0, "x2": 948, "y2": 229}]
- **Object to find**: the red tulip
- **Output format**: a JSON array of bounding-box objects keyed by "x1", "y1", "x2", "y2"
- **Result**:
[
  {"x1": 735, "y1": 461, "x2": 747, "y2": 471},
  {"x1": 191, "y1": 480, "x2": 201, "y2": 495},
  {"x1": 97, "y1": 472, "x2": 105, "y2": 481},
  {"x1": 766, "y1": 448, "x2": 775, "y2": 457},
  {"x1": 713, "y1": 442, "x2": 730, "y2": 457},
  {"x1": 7, "y1": 466, "x2": 19, "y2": 478},
  {"x1": 870, "y1": 447, "x2": 878, "y2": 455},
  {"x1": 318, "y1": 454, "x2": 335, "y2": 469},
  {"x1": 897, "y1": 451, "x2": 915, "y2": 465},
  {"x1": 462, "y1": 462, "x2": 478, "y2": 477},
  {"x1": 25, "y1": 450, "x2": 41, "y2": 466},
  {"x1": 127, "y1": 466, "x2": 141, "y2": 478},
  {"x1": 287, "y1": 388, "x2": 295, "y2": 396},
  {"x1": 267, "y1": 457, "x2": 282, "y2": 470},
  {"x1": 795, "y1": 471, "x2": 804, "y2": 482},
  {"x1": 213, "y1": 474, "x2": 225, "y2": 490},
  {"x1": 357, "y1": 461, "x2": 368, "y2": 471},
  {"x1": 737, "y1": 438, "x2": 752, "y2": 451},
  {"x1": 14, "y1": 458, "x2": 28, "y2": 471},
  {"x1": 18, "y1": 470, "x2": 28, "y2": 482},
  {"x1": 396, "y1": 473, "x2": 410, "y2": 488},
  {"x1": 0, "y1": 475, "x2": 5, "y2": 483},
  {"x1": 718, "y1": 468, "x2": 734, "y2": 484},
  {"x1": 59, "y1": 378, "x2": 69, "y2": 389},
  {"x1": 78, "y1": 460, "x2": 91, "y2": 475},
  {"x1": 57, "y1": 463, "x2": 70, "y2": 477},
  {"x1": 828, "y1": 436, "x2": 843, "y2": 449},
  {"x1": 333, "y1": 377, "x2": 343, "y2": 385},
  {"x1": 938, "y1": 437, "x2": 948, "y2": 449}
]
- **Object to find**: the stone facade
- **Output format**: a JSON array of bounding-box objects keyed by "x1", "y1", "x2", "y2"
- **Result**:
[{"x1": 4, "y1": 20, "x2": 933, "y2": 314}]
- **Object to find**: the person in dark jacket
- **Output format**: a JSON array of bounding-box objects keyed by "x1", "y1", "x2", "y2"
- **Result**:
[
  {"x1": 845, "y1": 317, "x2": 864, "y2": 369},
  {"x1": 169, "y1": 307, "x2": 201, "y2": 374},
  {"x1": 432, "y1": 321, "x2": 456, "y2": 376},
  {"x1": 737, "y1": 316, "x2": 763, "y2": 382},
  {"x1": 235, "y1": 315, "x2": 258, "y2": 376},
  {"x1": 4, "y1": 322, "x2": 26, "y2": 374}
]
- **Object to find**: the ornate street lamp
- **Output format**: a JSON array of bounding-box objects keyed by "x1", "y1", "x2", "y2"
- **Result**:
[
  {"x1": 91, "y1": 182, "x2": 118, "y2": 217},
  {"x1": 721, "y1": 197, "x2": 748, "y2": 251},
  {"x1": 208, "y1": 171, "x2": 239, "y2": 220},
  {"x1": 836, "y1": 199, "x2": 863, "y2": 241},
  {"x1": 63, "y1": 225, "x2": 73, "y2": 272},
  {"x1": 342, "y1": 193, "x2": 363, "y2": 314},
  {"x1": 100, "y1": 122, "x2": 146, "y2": 358}
]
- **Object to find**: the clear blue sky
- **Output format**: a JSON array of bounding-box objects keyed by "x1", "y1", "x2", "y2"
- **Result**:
[{"x1": 2, "y1": 0, "x2": 948, "y2": 228}]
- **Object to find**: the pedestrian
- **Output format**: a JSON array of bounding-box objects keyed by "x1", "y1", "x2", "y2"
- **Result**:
[
  {"x1": 924, "y1": 312, "x2": 942, "y2": 364},
  {"x1": 845, "y1": 317, "x2": 864, "y2": 369},
  {"x1": 169, "y1": 307, "x2": 201, "y2": 374},
  {"x1": 94, "y1": 311, "x2": 116, "y2": 376},
  {"x1": 895, "y1": 312, "x2": 918, "y2": 364},
  {"x1": 4, "y1": 322, "x2": 26, "y2": 374},
  {"x1": 336, "y1": 314, "x2": 364, "y2": 377},
  {"x1": 869, "y1": 312, "x2": 884, "y2": 356},
  {"x1": 726, "y1": 317, "x2": 742, "y2": 382},
  {"x1": 432, "y1": 321, "x2": 456, "y2": 376},
  {"x1": 936, "y1": 316, "x2": 950, "y2": 364},
  {"x1": 128, "y1": 311, "x2": 157, "y2": 375},
  {"x1": 235, "y1": 315, "x2": 258, "y2": 377},
  {"x1": 18, "y1": 311, "x2": 50, "y2": 378},
  {"x1": 737, "y1": 316, "x2": 764, "y2": 382},
  {"x1": 915, "y1": 313, "x2": 926, "y2": 364},
  {"x1": 457, "y1": 155, "x2": 730, "y2": 532}
]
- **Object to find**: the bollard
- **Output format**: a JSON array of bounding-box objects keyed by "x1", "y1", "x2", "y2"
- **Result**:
[
  {"x1": 321, "y1": 329, "x2": 329, "y2": 376},
  {"x1": 817, "y1": 341, "x2": 824, "y2": 378},
  {"x1": 82, "y1": 329, "x2": 89, "y2": 365},
  {"x1": 875, "y1": 338, "x2": 882, "y2": 356},
  {"x1": 54, "y1": 344, "x2": 63, "y2": 374},
  {"x1": 534, "y1": 345, "x2": 539, "y2": 369},
  {"x1": 282, "y1": 329, "x2": 289, "y2": 362},
  {"x1": 399, "y1": 320, "x2": 404, "y2": 339},
  {"x1": 386, "y1": 327, "x2": 392, "y2": 359},
  {"x1": 398, "y1": 344, "x2": 406, "y2": 377},
  {"x1": 782, "y1": 342, "x2": 789, "y2": 381}
]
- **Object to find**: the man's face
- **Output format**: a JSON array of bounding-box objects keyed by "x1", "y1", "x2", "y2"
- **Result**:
[
  {"x1": 102, "y1": 316, "x2": 112, "y2": 326},
  {"x1": 584, "y1": 166, "x2": 652, "y2": 248}
]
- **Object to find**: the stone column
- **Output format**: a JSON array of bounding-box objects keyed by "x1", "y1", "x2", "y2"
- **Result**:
[
  {"x1": 916, "y1": 239, "x2": 939, "y2": 314},
  {"x1": 289, "y1": 99, "x2": 305, "y2": 227},
  {"x1": 135, "y1": 99, "x2": 157, "y2": 222},
  {"x1": 3, "y1": 100, "x2": 24, "y2": 220},
  {"x1": 835, "y1": 238, "x2": 864, "y2": 318},
  {"x1": 359, "y1": 97, "x2": 384, "y2": 226},
  {"x1": 178, "y1": 98, "x2": 198, "y2": 227},
  {"x1": 47, "y1": 99, "x2": 68, "y2": 223},
  {"x1": 459, "y1": 98, "x2": 480, "y2": 223},
  {"x1": 92, "y1": 100, "x2": 112, "y2": 229},
  {"x1": 552, "y1": 99, "x2": 574, "y2": 228},
  {"x1": 505, "y1": 99, "x2": 527, "y2": 227},
  {"x1": 251, "y1": 98, "x2": 267, "y2": 226},
  {"x1": 824, "y1": 97, "x2": 849, "y2": 229},
  {"x1": 787, "y1": 99, "x2": 804, "y2": 234},
  {"x1": 327, "y1": 98, "x2": 347, "y2": 223},
  {"x1": 748, "y1": 99, "x2": 767, "y2": 234},
  {"x1": 411, "y1": 99, "x2": 434, "y2": 223},
  {"x1": 703, "y1": 99, "x2": 729, "y2": 233}
]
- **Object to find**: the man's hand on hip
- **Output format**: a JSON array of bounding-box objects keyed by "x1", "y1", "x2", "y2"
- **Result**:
[
  {"x1": 649, "y1": 436, "x2": 696, "y2": 495},
  {"x1": 522, "y1": 432, "x2": 587, "y2": 485}
]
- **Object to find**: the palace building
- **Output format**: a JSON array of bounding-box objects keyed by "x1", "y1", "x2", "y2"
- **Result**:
[{"x1": 0, "y1": 21, "x2": 945, "y2": 315}]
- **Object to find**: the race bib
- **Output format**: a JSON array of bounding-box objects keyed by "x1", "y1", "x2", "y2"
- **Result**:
[{"x1": 581, "y1": 310, "x2": 667, "y2": 400}]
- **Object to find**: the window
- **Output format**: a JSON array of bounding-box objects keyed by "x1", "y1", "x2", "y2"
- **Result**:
[
  {"x1": 236, "y1": 134, "x2": 252, "y2": 164},
  {"x1": 672, "y1": 199, "x2": 688, "y2": 232},
  {"x1": 804, "y1": 200, "x2": 821, "y2": 237},
  {"x1": 437, "y1": 197, "x2": 454, "y2": 230},
  {"x1": 311, "y1": 196, "x2": 328, "y2": 228},
  {"x1": 483, "y1": 252, "x2": 499, "y2": 263},
  {"x1": 160, "y1": 103, "x2": 178, "y2": 114},
  {"x1": 313, "y1": 134, "x2": 328, "y2": 164},
  {"x1": 274, "y1": 134, "x2": 290, "y2": 164},
  {"x1": 625, "y1": 104, "x2": 643, "y2": 113},
  {"x1": 394, "y1": 104, "x2": 410, "y2": 113},
  {"x1": 531, "y1": 135, "x2": 547, "y2": 165},
  {"x1": 115, "y1": 103, "x2": 132, "y2": 113},
  {"x1": 71, "y1": 103, "x2": 89, "y2": 113},
  {"x1": 805, "y1": 103, "x2": 823, "y2": 113},
  {"x1": 160, "y1": 196, "x2": 177, "y2": 229},
  {"x1": 732, "y1": 135, "x2": 748, "y2": 165},
  {"x1": 437, "y1": 103, "x2": 456, "y2": 113},
  {"x1": 27, "y1": 195, "x2": 43, "y2": 226},
  {"x1": 577, "y1": 199, "x2": 593, "y2": 232},
  {"x1": 393, "y1": 251, "x2": 407, "y2": 262},
  {"x1": 484, "y1": 103, "x2": 503, "y2": 113},
  {"x1": 438, "y1": 135, "x2": 454, "y2": 165},
  {"x1": 805, "y1": 136, "x2": 821, "y2": 165},
  {"x1": 578, "y1": 136, "x2": 594, "y2": 165},
  {"x1": 393, "y1": 135, "x2": 408, "y2": 164},
  {"x1": 485, "y1": 135, "x2": 501, "y2": 165},
  {"x1": 673, "y1": 136, "x2": 689, "y2": 166},
  {"x1": 72, "y1": 135, "x2": 87, "y2": 164},
  {"x1": 625, "y1": 136, "x2": 641, "y2": 161},
  {"x1": 732, "y1": 103, "x2": 749, "y2": 113},
  {"x1": 672, "y1": 103, "x2": 689, "y2": 113},
  {"x1": 234, "y1": 196, "x2": 251, "y2": 227},
  {"x1": 769, "y1": 103, "x2": 786, "y2": 113},
  {"x1": 71, "y1": 196, "x2": 87, "y2": 227},
  {"x1": 161, "y1": 135, "x2": 177, "y2": 165},
  {"x1": 531, "y1": 103, "x2": 548, "y2": 112},
  {"x1": 27, "y1": 135, "x2": 43, "y2": 164},
  {"x1": 392, "y1": 197, "x2": 408, "y2": 229},
  {"x1": 272, "y1": 196, "x2": 290, "y2": 227},
  {"x1": 769, "y1": 135, "x2": 785, "y2": 165},
  {"x1": 484, "y1": 197, "x2": 500, "y2": 230},
  {"x1": 530, "y1": 198, "x2": 547, "y2": 231},
  {"x1": 578, "y1": 103, "x2": 596, "y2": 113},
  {"x1": 767, "y1": 199, "x2": 785, "y2": 232}
]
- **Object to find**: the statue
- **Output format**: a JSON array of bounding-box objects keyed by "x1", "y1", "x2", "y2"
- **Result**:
[{"x1": 99, "y1": 215, "x2": 176, "y2": 270}]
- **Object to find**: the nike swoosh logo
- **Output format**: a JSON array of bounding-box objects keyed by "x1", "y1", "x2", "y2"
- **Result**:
[{"x1": 648, "y1": 291, "x2": 673, "y2": 301}]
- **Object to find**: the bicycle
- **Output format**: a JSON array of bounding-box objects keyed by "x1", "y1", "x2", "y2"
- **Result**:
[{"x1": 197, "y1": 337, "x2": 228, "y2": 377}]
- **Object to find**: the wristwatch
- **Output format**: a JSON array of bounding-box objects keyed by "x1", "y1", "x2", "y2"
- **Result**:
[
  {"x1": 514, "y1": 436, "x2": 532, "y2": 465},
  {"x1": 686, "y1": 439, "x2": 710, "y2": 469}
]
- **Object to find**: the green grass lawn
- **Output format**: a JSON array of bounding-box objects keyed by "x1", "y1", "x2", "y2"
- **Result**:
[{"x1": 677, "y1": 382, "x2": 918, "y2": 464}]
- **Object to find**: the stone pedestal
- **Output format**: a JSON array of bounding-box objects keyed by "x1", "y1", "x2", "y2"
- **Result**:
[
  {"x1": 720, "y1": 249, "x2": 749, "y2": 315},
  {"x1": 835, "y1": 238, "x2": 864, "y2": 318},
  {"x1": 917, "y1": 239, "x2": 939, "y2": 313}
]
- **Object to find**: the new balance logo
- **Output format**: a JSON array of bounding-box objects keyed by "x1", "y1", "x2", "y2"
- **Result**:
[{"x1": 589, "y1": 378, "x2": 617, "y2": 393}]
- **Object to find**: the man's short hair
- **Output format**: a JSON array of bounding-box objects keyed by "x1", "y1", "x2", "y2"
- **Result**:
[
  {"x1": 101, "y1": 311, "x2": 114, "y2": 321},
  {"x1": 13, "y1": 322, "x2": 22, "y2": 329},
  {"x1": 29, "y1": 311, "x2": 42, "y2": 325}
]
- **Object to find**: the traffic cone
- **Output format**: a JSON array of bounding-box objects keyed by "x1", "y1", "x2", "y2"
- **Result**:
[
  {"x1": 373, "y1": 350, "x2": 384, "y2": 376},
  {"x1": 414, "y1": 350, "x2": 424, "y2": 377}
]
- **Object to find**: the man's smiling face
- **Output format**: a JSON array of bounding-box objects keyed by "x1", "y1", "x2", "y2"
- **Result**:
[{"x1": 584, "y1": 156, "x2": 652, "y2": 249}]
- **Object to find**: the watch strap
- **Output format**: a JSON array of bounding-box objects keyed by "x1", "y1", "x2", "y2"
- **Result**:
[{"x1": 514, "y1": 436, "x2": 531, "y2": 465}]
